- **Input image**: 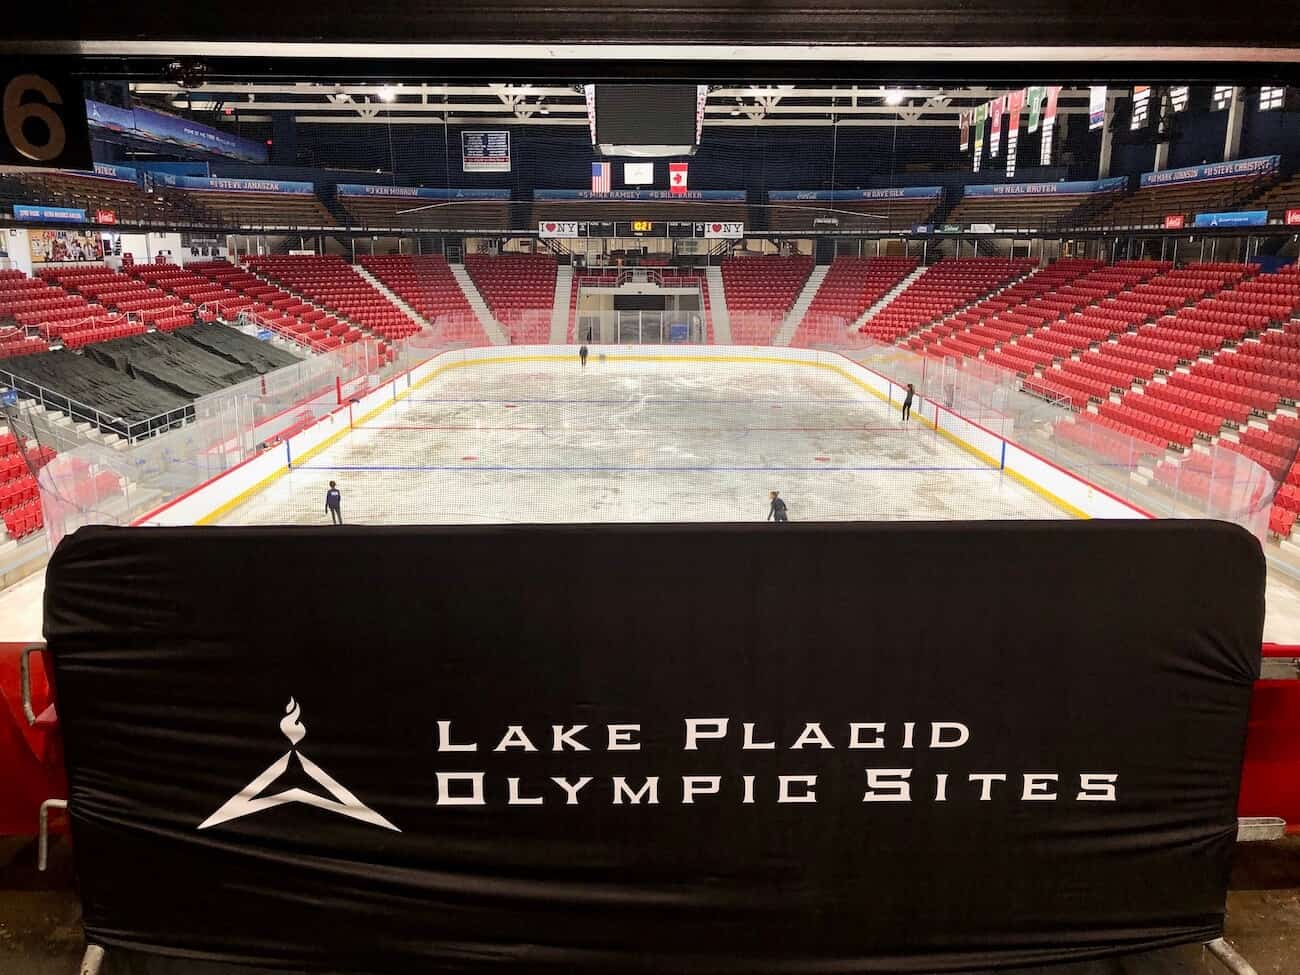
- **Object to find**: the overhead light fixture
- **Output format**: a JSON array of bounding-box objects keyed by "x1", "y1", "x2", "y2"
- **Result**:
[
  {"x1": 883, "y1": 89, "x2": 905, "y2": 105},
  {"x1": 377, "y1": 86, "x2": 397, "y2": 103}
]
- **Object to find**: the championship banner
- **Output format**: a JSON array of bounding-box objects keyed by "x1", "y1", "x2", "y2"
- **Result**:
[
  {"x1": 959, "y1": 110, "x2": 970, "y2": 151},
  {"x1": 1005, "y1": 89, "x2": 1024, "y2": 178},
  {"x1": 989, "y1": 96, "x2": 1004, "y2": 157},
  {"x1": 1027, "y1": 86, "x2": 1045, "y2": 133},
  {"x1": 538, "y1": 220, "x2": 581, "y2": 238},
  {"x1": 1040, "y1": 86, "x2": 1062, "y2": 166},
  {"x1": 1090, "y1": 85, "x2": 1108, "y2": 130},
  {"x1": 46, "y1": 523, "x2": 1261, "y2": 973},
  {"x1": 972, "y1": 103, "x2": 987, "y2": 172},
  {"x1": 1132, "y1": 85, "x2": 1152, "y2": 130},
  {"x1": 460, "y1": 131, "x2": 511, "y2": 173}
]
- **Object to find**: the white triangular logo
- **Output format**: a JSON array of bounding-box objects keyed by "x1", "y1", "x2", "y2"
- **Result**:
[{"x1": 198, "y1": 698, "x2": 399, "y2": 832}]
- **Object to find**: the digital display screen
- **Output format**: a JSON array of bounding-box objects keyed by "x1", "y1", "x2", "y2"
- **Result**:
[
  {"x1": 595, "y1": 85, "x2": 698, "y2": 149},
  {"x1": 616, "y1": 221, "x2": 662, "y2": 237},
  {"x1": 586, "y1": 221, "x2": 615, "y2": 238},
  {"x1": 668, "y1": 222, "x2": 695, "y2": 238}
]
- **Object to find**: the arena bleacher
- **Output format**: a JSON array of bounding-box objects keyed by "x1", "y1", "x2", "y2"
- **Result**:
[
  {"x1": 175, "y1": 188, "x2": 335, "y2": 228},
  {"x1": 465, "y1": 254, "x2": 558, "y2": 344},
  {"x1": 860, "y1": 258, "x2": 1037, "y2": 343},
  {"x1": 720, "y1": 255, "x2": 815, "y2": 344},
  {"x1": 947, "y1": 182, "x2": 1125, "y2": 232},
  {"x1": 1248, "y1": 172, "x2": 1300, "y2": 223},
  {"x1": 242, "y1": 255, "x2": 422, "y2": 342},
  {"x1": 337, "y1": 189, "x2": 514, "y2": 231},
  {"x1": 359, "y1": 255, "x2": 490, "y2": 344},
  {"x1": 790, "y1": 257, "x2": 919, "y2": 346},
  {"x1": 0, "y1": 166, "x2": 202, "y2": 226},
  {"x1": 1091, "y1": 170, "x2": 1272, "y2": 228},
  {"x1": 766, "y1": 191, "x2": 941, "y2": 232}
]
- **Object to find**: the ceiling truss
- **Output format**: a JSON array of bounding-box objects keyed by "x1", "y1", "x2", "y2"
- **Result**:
[{"x1": 134, "y1": 82, "x2": 1104, "y2": 128}]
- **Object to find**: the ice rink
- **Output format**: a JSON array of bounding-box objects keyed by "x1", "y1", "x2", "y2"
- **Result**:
[
  {"x1": 216, "y1": 356, "x2": 1064, "y2": 526},
  {"x1": 4, "y1": 353, "x2": 1300, "y2": 644}
]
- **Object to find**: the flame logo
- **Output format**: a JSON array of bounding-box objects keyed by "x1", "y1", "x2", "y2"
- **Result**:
[{"x1": 280, "y1": 697, "x2": 306, "y2": 746}]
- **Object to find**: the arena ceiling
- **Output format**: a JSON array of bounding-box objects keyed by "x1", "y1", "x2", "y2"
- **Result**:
[{"x1": 130, "y1": 83, "x2": 1113, "y2": 129}]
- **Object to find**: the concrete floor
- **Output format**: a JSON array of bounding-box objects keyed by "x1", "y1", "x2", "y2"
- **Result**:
[{"x1": 3, "y1": 356, "x2": 1300, "y2": 972}]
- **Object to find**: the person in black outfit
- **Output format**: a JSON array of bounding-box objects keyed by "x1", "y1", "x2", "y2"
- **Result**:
[
  {"x1": 579, "y1": 344, "x2": 589, "y2": 369},
  {"x1": 325, "y1": 481, "x2": 343, "y2": 525},
  {"x1": 767, "y1": 491, "x2": 789, "y2": 523},
  {"x1": 902, "y1": 383, "x2": 915, "y2": 422}
]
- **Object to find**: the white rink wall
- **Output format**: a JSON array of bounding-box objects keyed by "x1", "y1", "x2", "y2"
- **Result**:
[{"x1": 140, "y1": 344, "x2": 1149, "y2": 527}]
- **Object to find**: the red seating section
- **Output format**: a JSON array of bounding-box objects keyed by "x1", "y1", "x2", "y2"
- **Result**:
[
  {"x1": 0, "y1": 430, "x2": 55, "y2": 541},
  {"x1": 721, "y1": 255, "x2": 814, "y2": 344},
  {"x1": 40, "y1": 265, "x2": 195, "y2": 332},
  {"x1": 862, "y1": 258, "x2": 1037, "y2": 344},
  {"x1": 465, "y1": 254, "x2": 557, "y2": 344},
  {"x1": 246, "y1": 256, "x2": 422, "y2": 343},
  {"x1": 791, "y1": 257, "x2": 918, "y2": 347},
  {"x1": 359, "y1": 256, "x2": 488, "y2": 346}
]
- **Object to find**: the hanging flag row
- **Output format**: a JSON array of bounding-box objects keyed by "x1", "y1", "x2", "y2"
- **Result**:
[{"x1": 959, "y1": 85, "x2": 1082, "y2": 178}]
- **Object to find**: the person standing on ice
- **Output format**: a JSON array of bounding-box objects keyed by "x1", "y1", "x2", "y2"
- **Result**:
[
  {"x1": 325, "y1": 481, "x2": 343, "y2": 526},
  {"x1": 579, "y1": 343, "x2": 589, "y2": 369},
  {"x1": 902, "y1": 383, "x2": 915, "y2": 422},
  {"x1": 767, "y1": 491, "x2": 789, "y2": 524}
]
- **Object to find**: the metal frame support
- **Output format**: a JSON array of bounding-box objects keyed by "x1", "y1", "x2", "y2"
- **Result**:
[
  {"x1": 38, "y1": 798, "x2": 66, "y2": 871},
  {"x1": 79, "y1": 945, "x2": 106, "y2": 975},
  {"x1": 1204, "y1": 938, "x2": 1259, "y2": 975}
]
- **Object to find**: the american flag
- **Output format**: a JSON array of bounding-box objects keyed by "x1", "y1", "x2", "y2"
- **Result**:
[{"x1": 591, "y1": 161, "x2": 611, "y2": 193}]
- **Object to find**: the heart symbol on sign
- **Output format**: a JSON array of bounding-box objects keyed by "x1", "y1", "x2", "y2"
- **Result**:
[
  {"x1": 711, "y1": 224, "x2": 721, "y2": 232},
  {"x1": 545, "y1": 223, "x2": 556, "y2": 231}
]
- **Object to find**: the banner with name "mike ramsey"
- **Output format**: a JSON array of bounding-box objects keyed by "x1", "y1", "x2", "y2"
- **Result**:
[{"x1": 45, "y1": 522, "x2": 1261, "y2": 973}]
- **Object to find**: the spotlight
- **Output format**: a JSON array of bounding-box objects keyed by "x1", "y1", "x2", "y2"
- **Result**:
[
  {"x1": 377, "y1": 86, "x2": 397, "y2": 103},
  {"x1": 163, "y1": 60, "x2": 208, "y2": 90},
  {"x1": 883, "y1": 89, "x2": 905, "y2": 106}
]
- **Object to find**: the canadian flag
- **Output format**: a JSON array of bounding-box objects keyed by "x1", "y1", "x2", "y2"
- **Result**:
[{"x1": 669, "y1": 162, "x2": 688, "y2": 195}]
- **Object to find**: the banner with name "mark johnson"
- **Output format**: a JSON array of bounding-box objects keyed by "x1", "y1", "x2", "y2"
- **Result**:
[{"x1": 45, "y1": 521, "x2": 1262, "y2": 972}]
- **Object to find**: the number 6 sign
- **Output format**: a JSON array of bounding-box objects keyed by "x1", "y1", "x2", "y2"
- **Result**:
[{"x1": 0, "y1": 65, "x2": 91, "y2": 169}]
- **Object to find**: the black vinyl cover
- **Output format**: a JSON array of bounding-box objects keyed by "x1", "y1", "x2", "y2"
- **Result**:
[
  {"x1": 83, "y1": 332, "x2": 254, "y2": 400},
  {"x1": 44, "y1": 521, "x2": 1263, "y2": 973},
  {"x1": 174, "y1": 323, "x2": 301, "y2": 375},
  {"x1": 6, "y1": 350, "x2": 188, "y2": 428}
]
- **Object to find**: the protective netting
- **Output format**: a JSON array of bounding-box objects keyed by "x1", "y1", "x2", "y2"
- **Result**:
[
  {"x1": 27, "y1": 339, "x2": 1271, "y2": 539},
  {"x1": 30, "y1": 333, "x2": 422, "y2": 546}
]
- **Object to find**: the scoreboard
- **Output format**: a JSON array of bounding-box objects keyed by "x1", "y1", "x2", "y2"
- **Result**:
[{"x1": 615, "y1": 220, "x2": 698, "y2": 237}]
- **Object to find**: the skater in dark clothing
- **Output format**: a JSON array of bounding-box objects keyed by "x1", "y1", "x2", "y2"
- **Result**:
[
  {"x1": 902, "y1": 383, "x2": 915, "y2": 421},
  {"x1": 579, "y1": 344, "x2": 589, "y2": 368},
  {"x1": 325, "y1": 480, "x2": 342, "y2": 525},
  {"x1": 767, "y1": 491, "x2": 789, "y2": 523}
]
